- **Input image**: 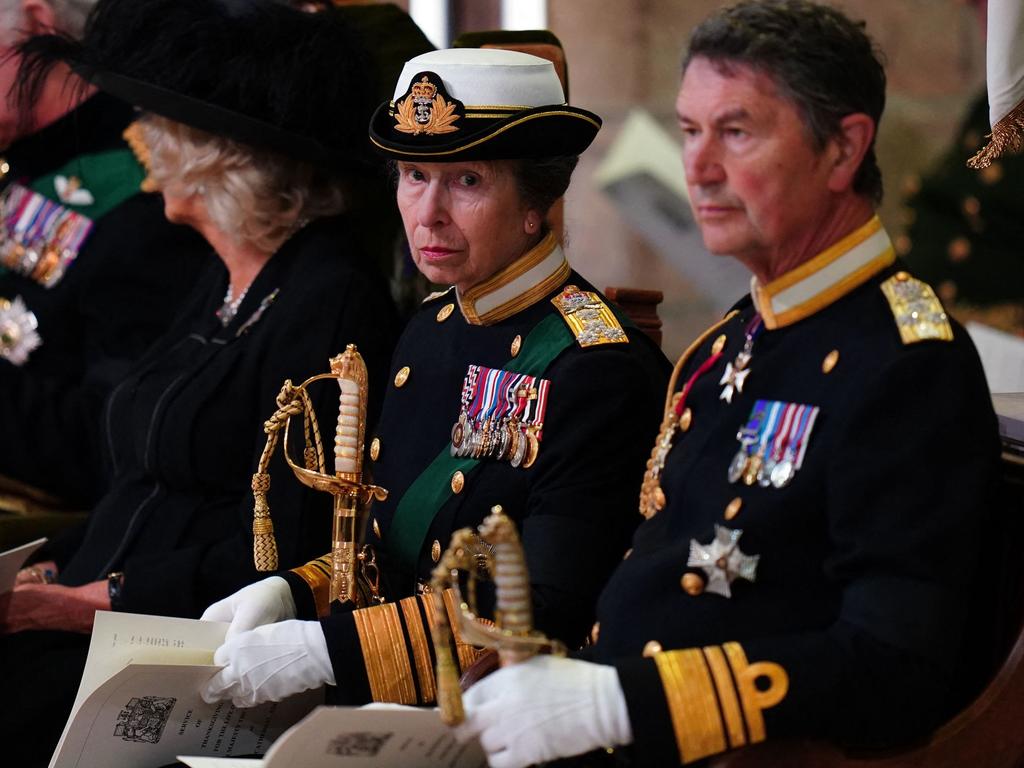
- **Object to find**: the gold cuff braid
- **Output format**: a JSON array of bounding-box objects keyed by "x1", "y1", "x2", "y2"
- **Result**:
[
  {"x1": 653, "y1": 642, "x2": 788, "y2": 764},
  {"x1": 352, "y1": 588, "x2": 485, "y2": 705},
  {"x1": 289, "y1": 554, "x2": 333, "y2": 618}
]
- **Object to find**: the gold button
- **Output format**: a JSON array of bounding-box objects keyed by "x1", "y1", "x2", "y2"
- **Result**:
[
  {"x1": 681, "y1": 573, "x2": 704, "y2": 596},
  {"x1": 491, "y1": 504, "x2": 503, "y2": 515},
  {"x1": 642, "y1": 640, "x2": 663, "y2": 657},
  {"x1": 451, "y1": 470, "x2": 465, "y2": 494},
  {"x1": 895, "y1": 271, "x2": 910, "y2": 282},
  {"x1": 372, "y1": 518, "x2": 381, "y2": 539},
  {"x1": 822, "y1": 349, "x2": 839, "y2": 374},
  {"x1": 678, "y1": 407, "x2": 692, "y2": 432},
  {"x1": 436, "y1": 303, "x2": 455, "y2": 322},
  {"x1": 590, "y1": 622, "x2": 601, "y2": 644},
  {"x1": 724, "y1": 496, "x2": 743, "y2": 521},
  {"x1": 510, "y1": 334, "x2": 522, "y2": 357},
  {"x1": 0, "y1": 158, "x2": 8, "y2": 178},
  {"x1": 394, "y1": 366, "x2": 410, "y2": 387},
  {"x1": 369, "y1": 437, "x2": 381, "y2": 461},
  {"x1": 431, "y1": 539, "x2": 441, "y2": 563},
  {"x1": 711, "y1": 334, "x2": 728, "y2": 355}
]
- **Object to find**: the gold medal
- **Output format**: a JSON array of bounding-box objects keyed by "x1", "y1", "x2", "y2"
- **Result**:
[{"x1": 522, "y1": 428, "x2": 540, "y2": 468}]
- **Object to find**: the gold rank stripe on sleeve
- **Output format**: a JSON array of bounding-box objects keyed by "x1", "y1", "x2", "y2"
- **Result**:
[
  {"x1": 289, "y1": 554, "x2": 333, "y2": 618},
  {"x1": 653, "y1": 642, "x2": 789, "y2": 764},
  {"x1": 352, "y1": 588, "x2": 486, "y2": 705},
  {"x1": 880, "y1": 272, "x2": 954, "y2": 344}
]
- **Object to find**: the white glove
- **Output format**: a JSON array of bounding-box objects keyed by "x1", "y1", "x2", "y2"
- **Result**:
[
  {"x1": 201, "y1": 576, "x2": 296, "y2": 639},
  {"x1": 454, "y1": 655, "x2": 633, "y2": 768},
  {"x1": 201, "y1": 619, "x2": 335, "y2": 708}
]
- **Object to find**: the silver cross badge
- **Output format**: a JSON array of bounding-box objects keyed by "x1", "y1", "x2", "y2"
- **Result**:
[
  {"x1": 718, "y1": 361, "x2": 750, "y2": 404},
  {"x1": 687, "y1": 525, "x2": 759, "y2": 598}
]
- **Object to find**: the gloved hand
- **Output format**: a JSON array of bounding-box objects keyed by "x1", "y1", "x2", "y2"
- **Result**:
[
  {"x1": 201, "y1": 576, "x2": 296, "y2": 639},
  {"x1": 454, "y1": 655, "x2": 633, "y2": 768},
  {"x1": 201, "y1": 619, "x2": 334, "y2": 708}
]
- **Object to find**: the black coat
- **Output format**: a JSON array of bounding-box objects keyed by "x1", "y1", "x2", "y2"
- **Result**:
[
  {"x1": 45, "y1": 215, "x2": 399, "y2": 617},
  {"x1": 0, "y1": 93, "x2": 208, "y2": 502},
  {"x1": 286, "y1": 260, "x2": 670, "y2": 705},
  {"x1": 590, "y1": 263, "x2": 1002, "y2": 764}
]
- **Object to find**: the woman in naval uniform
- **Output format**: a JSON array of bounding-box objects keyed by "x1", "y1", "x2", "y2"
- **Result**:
[{"x1": 201, "y1": 47, "x2": 670, "y2": 709}]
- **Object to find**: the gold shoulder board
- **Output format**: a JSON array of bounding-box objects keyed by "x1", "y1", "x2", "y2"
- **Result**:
[
  {"x1": 422, "y1": 287, "x2": 454, "y2": 304},
  {"x1": 551, "y1": 285, "x2": 629, "y2": 348},
  {"x1": 880, "y1": 272, "x2": 953, "y2": 344}
]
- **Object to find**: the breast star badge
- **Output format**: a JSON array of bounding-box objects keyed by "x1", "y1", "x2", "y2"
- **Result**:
[{"x1": 687, "y1": 525, "x2": 759, "y2": 598}]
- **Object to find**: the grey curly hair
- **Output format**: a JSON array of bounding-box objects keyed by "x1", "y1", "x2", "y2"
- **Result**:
[{"x1": 138, "y1": 115, "x2": 347, "y2": 254}]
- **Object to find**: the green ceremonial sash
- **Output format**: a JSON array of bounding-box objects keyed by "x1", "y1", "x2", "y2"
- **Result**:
[
  {"x1": 389, "y1": 313, "x2": 574, "y2": 572},
  {"x1": 31, "y1": 148, "x2": 145, "y2": 220}
]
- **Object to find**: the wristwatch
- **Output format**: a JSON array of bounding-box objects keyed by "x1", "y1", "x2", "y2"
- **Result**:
[{"x1": 107, "y1": 571, "x2": 125, "y2": 611}]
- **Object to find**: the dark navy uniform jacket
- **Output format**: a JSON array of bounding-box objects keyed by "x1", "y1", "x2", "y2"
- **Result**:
[
  {"x1": 587, "y1": 217, "x2": 1002, "y2": 765},
  {"x1": 0, "y1": 92, "x2": 208, "y2": 503},
  {"x1": 285, "y1": 233, "x2": 670, "y2": 705}
]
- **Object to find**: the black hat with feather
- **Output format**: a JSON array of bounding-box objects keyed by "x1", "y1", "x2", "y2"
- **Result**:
[{"x1": 17, "y1": 0, "x2": 433, "y2": 170}]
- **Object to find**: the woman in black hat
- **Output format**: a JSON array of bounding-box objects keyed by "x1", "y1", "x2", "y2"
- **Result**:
[
  {"x1": 201, "y1": 47, "x2": 669, "y2": 712},
  {"x1": 0, "y1": 1, "x2": 430, "y2": 762}
]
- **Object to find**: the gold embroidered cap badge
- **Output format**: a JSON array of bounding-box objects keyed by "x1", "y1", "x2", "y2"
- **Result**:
[{"x1": 394, "y1": 74, "x2": 461, "y2": 136}]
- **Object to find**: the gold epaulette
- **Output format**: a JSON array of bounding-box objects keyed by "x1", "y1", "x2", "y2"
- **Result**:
[
  {"x1": 653, "y1": 642, "x2": 788, "y2": 764},
  {"x1": 551, "y1": 284, "x2": 629, "y2": 348},
  {"x1": 123, "y1": 121, "x2": 157, "y2": 193},
  {"x1": 422, "y1": 287, "x2": 454, "y2": 304},
  {"x1": 880, "y1": 272, "x2": 954, "y2": 345},
  {"x1": 352, "y1": 588, "x2": 486, "y2": 705},
  {"x1": 290, "y1": 554, "x2": 333, "y2": 618}
]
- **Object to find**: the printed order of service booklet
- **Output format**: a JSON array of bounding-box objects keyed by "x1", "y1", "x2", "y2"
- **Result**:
[
  {"x1": 49, "y1": 611, "x2": 322, "y2": 768},
  {"x1": 49, "y1": 611, "x2": 486, "y2": 768},
  {"x1": 177, "y1": 706, "x2": 487, "y2": 768}
]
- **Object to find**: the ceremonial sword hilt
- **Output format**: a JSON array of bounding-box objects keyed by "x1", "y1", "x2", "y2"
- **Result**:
[
  {"x1": 430, "y1": 506, "x2": 566, "y2": 725},
  {"x1": 251, "y1": 346, "x2": 386, "y2": 608}
]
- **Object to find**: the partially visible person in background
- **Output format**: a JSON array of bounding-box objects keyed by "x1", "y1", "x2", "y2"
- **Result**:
[
  {"x1": 0, "y1": 0, "x2": 208, "y2": 509},
  {"x1": 0, "y1": 2, "x2": 430, "y2": 765},
  {"x1": 900, "y1": 0, "x2": 1024, "y2": 334}
]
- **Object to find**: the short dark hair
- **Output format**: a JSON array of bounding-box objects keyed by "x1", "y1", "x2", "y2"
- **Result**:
[
  {"x1": 512, "y1": 155, "x2": 579, "y2": 215},
  {"x1": 683, "y1": 0, "x2": 886, "y2": 203}
]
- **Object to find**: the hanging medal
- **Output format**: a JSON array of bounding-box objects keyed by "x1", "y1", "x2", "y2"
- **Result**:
[
  {"x1": 0, "y1": 183, "x2": 93, "y2": 287},
  {"x1": 771, "y1": 403, "x2": 819, "y2": 488},
  {"x1": 451, "y1": 364, "x2": 480, "y2": 456},
  {"x1": 728, "y1": 400, "x2": 770, "y2": 484},
  {"x1": 719, "y1": 314, "x2": 763, "y2": 404},
  {"x1": 449, "y1": 364, "x2": 551, "y2": 467},
  {"x1": 730, "y1": 398, "x2": 820, "y2": 488}
]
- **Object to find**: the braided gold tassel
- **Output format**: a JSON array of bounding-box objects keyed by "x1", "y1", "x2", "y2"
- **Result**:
[
  {"x1": 252, "y1": 472, "x2": 278, "y2": 571},
  {"x1": 968, "y1": 101, "x2": 1024, "y2": 169}
]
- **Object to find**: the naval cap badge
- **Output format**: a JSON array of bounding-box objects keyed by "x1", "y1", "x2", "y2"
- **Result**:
[{"x1": 393, "y1": 72, "x2": 461, "y2": 136}]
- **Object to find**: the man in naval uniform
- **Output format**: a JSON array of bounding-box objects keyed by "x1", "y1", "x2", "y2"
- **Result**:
[
  {"x1": 453, "y1": 3, "x2": 1004, "y2": 766},
  {"x1": 0, "y1": 0, "x2": 206, "y2": 506}
]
